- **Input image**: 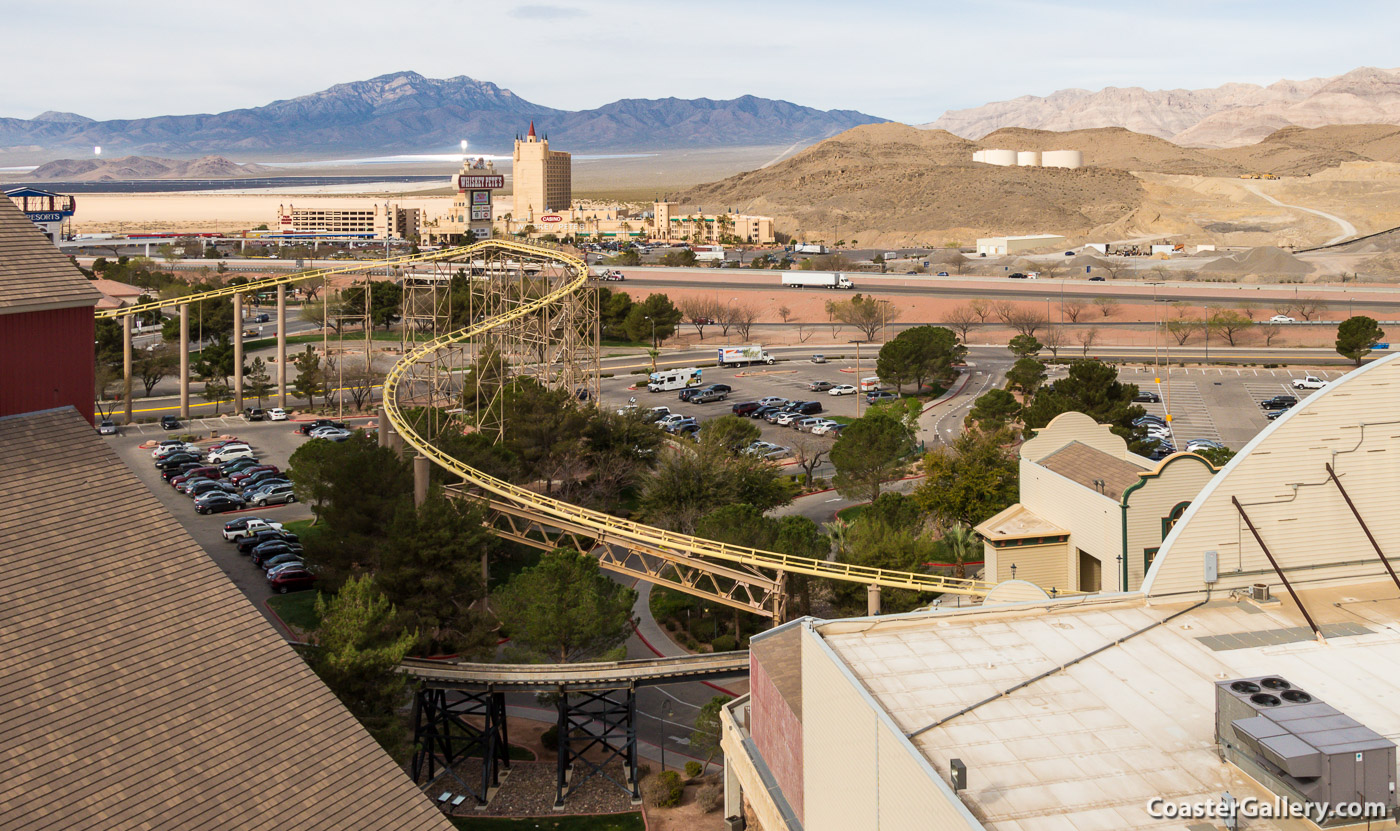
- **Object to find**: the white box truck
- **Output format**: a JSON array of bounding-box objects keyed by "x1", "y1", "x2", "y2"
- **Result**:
[
  {"x1": 693, "y1": 245, "x2": 726, "y2": 262},
  {"x1": 794, "y1": 243, "x2": 830, "y2": 254},
  {"x1": 717, "y1": 346, "x2": 775, "y2": 366},
  {"x1": 647, "y1": 367, "x2": 703, "y2": 392},
  {"x1": 782, "y1": 272, "x2": 855, "y2": 290}
]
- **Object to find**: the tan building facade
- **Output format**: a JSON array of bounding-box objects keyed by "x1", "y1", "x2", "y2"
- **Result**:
[
  {"x1": 276, "y1": 202, "x2": 420, "y2": 240},
  {"x1": 512, "y1": 122, "x2": 571, "y2": 220},
  {"x1": 652, "y1": 201, "x2": 775, "y2": 245},
  {"x1": 975, "y1": 412, "x2": 1216, "y2": 594}
]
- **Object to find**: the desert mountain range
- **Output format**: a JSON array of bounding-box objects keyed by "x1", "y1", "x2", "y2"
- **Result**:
[
  {"x1": 924, "y1": 67, "x2": 1400, "y2": 147},
  {"x1": 0, "y1": 71, "x2": 884, "y2": 159},
  {"x1": 676, "y1": 122, "x2": 1400, "y2": 248}
]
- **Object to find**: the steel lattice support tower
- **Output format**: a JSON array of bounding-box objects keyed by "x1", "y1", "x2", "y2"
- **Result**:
[
  {"x1": 554, "y1": 687, "x2": 640, "y2": 807},
  {"x1": 398, "y1": 259, "x2": 466, "y2": 444},
  {"x1": 410, "y1": 686, "x2": 510, "y2": 804}
]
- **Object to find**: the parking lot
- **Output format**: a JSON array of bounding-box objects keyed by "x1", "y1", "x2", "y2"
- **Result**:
[
  {"x1": 1117, "y1": 365, "x2": 1345, "y2": 450},
  {"x1": 105, "y1": 419, "x2": 348, "y2": 623},
  {"x1": 597, "y1": 355, "x2": 891, "y2": 464}
]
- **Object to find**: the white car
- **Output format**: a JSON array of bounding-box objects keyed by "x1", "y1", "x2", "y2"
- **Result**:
[
  {"x1": 811, "y1": 420, "x2": 842, "y2": 435},
  {"x1": 757, "y1": 396, "x2": 788, "y2": 407},
  {"x1": 1270, "y1": 315, "x2": 1296, "y2": 323},
  {"x1": 222, "y1": 517, "x2": 285, "y2": 541},
  {"x1": 308, "y1": 425, "x2": 345, "y2": 438},
  {"x1": 267, "y1": 407, "x2": 288, "y2": 421},
  {"x1": 152, "y1": 441, "x2": 200, "y2": 459},
  {"x1": 775, "y1": 411, "x2": 803, "y2": 426},
  {"x1": 828, "y1": 385, "x2": 857, "y2": 396},
  {"x1": 207, "y1": 445, "x2": 255, "y2": 464},
  {"x1": 1292, "y1": 375, "x2": 1326, "y2": 390}
]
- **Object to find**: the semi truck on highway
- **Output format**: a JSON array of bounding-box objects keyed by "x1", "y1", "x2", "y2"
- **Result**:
[
  {"x1": 793, "y1": 243, "x2": 829, "y2": 254},
  {"x1": 717, "y1": 346, "x2": 776, "y2": 366},
  {"x1": 781, "y1": 272, "x2": 855, "y2": 290}
]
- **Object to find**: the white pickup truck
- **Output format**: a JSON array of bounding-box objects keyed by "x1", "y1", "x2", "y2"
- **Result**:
[
  {"x1": 1292, "y1": 375, "x2": 1326, "y2": 390},
  {"x1": 222, "y1": 517, "x2": 285, "y2": 541}
]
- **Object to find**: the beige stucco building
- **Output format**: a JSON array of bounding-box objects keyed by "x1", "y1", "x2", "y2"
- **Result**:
[
  {"x1": 275, "y1": 202, "x2": 420, "y2": 240},
  {"x1": 650, "y1": 201, "x2": 775, "y2": 245},
  {"x1": 975, "y1": 412, "x2": 1216, "y2": 594},
  {"x1": 975, "y1": 234, "x2": 1067, "y2": 256},
  {"x1": 724, "y1": 356, "x2": 1400, "y2": 831},
  {"x1": 512, "y1": 122, "x2": 571, "y2": 220}
]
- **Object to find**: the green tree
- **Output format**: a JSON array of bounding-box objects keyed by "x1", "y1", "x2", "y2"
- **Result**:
[
  {"x1": 498, "y1": 381, "x2": 590, "y2": 492},
  {"x1": 292, "y1": 346, "x2": 325, "y2": 407},
  {"x1": 1005, "y1": 357, "x2": 1047, "y2": 396},
  {"x1": 640, "y1": 446, "x2": 794, "y2": 532},
  {"x1": 246, "y1": 357, "x2": 272, "y2": 407},
  {"x1": 825, "y1": 293, "x2": 900, "y2": 341},
  {"x1": 1207, "y1": 309, "x2": 1254, "y2": 346},
  {"x1": 342, "y1": 280, "x2": 404, "y2": 330},
  {"x1": 606, "y1": 249, "x2": 641, "y2": 266},
  {"x1": 931, "y1": 523, "x2": 981, "y2": 579},
  {"x1": 135, "y1": 344, "x2": 179, "y2": 397},
  {"x1": 660, "y1": 249, "x2": 697, "y2": 267},
  {"x1": 967, "y1": 388, "x2": 1021, "y2": 433},
  {"x1": 698, "y1": 414, "x2": 761, "y2": 456},
  {"x1": 1008, "y1": 334, "x2": 1043, "y2": 359},
  {"x1": 1194, "y1": 446, "x2": 1236, "y2": 467},
  {"x1": 493, "y1": 550, "x2": 638, "y2": 663},
  {"x1": 623, "y1": 294, "x2": 682, "y2": 345},
  {"x1": 598, "y1": 288, "x2": 635, "y2": 341},
  {"x1": 1021, "y1": 359, "x2": 1147, "y2": 447},
  {"x1": 690, "y1": 695, "x2": 734, "y2": 766},
  {"x1": 1336, "y1": 315, "x2": 1385, "y2": 365},
  {"x1": 309, "y1": 574, "x2": 417, "y2": 759},
  {"x1": 378, "y1": 493, "x2": 498, "y2": 657},
  {"x1": 875, "y1": 326, "x2": 965, "y2": 393},
  {"x1": 915, "y1": 430, "x2": 1018, "y2": 528},
  {"x1": 830, "y1": 409, "x2": 914, "y2": 504},
  {"x1": 195, "y1": 336, "x2": 237, "y2": 385},
  {"x1": 201, "y1": 379, "x2": 230, "y2": 414}
]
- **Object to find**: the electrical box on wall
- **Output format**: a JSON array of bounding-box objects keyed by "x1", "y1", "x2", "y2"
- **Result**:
[{"x1": 1204, "y1": 550, "x2": 1218, "y2": 583}]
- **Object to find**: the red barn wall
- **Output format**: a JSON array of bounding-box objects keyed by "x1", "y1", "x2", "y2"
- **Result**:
[{"x1": 0, "y1": 307, "x2": 95, "y2": 424}]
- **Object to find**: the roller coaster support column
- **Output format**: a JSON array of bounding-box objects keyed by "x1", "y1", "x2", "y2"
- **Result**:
[
  {"x1": 867, "y1": 584, "x2": 882, "y2": 616},
  {"x1": 410, "y1": 686, "x2": 509, "y2": 805},
  {"x1": 377, "y1": 406, "x2": 389, "y2": 448},
  {"x1": 276, "y1": 285, "x2": 287, "y2": 408},
  {"x1": 178, "y1": 304, "x2": 190, "y2": 419},
  {"x1": 414, "y1": 454, "x2": 430, "y2": 507},
  {"x1": 232, "y1": 294, "x2": 244, "y2": 413},
  {"x1": 122, "y1": 315, "x2": 133, "y2": 424},
  {"x1": 554, "y1": 687, "x2": 640, "y2": 809}
]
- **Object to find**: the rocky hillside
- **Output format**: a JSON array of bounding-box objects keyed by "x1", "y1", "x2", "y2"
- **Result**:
[
  {"x1": 0, "y1": 71, "x2": 886, "y2": 159},
  {"x1": 27, "y1": 155, "x2": 277, "y2": 180},
  {"x1": 924, "y1": 67, "x2": 1400, "y2": 148},
  {"x1": 674, "y1": 123, "x2": 1144, "y2": 245}
]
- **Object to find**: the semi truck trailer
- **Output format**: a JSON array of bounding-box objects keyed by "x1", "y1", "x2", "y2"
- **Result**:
[{"x1": 781, "y1": 272, "x2": 854, "y2": 289}]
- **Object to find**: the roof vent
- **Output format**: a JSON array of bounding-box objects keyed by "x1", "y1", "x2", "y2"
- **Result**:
[
  {"x1": 1250, "y1": 693, "x2": 1281, "y2": 707},
  {"x1": 1231, "y1": 681, "x2": 1261, "y2": 694},
  {"x1": 1260, "y1": 677, "x2": 1291, "y2": 691}
]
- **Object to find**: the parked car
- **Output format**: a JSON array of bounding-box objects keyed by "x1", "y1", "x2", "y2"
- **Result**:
[
  {"x1": 208, "y1": 445, "x2": 255, "y2": 464},
  {"x1": 731, "y1": 401, "x2": 762, "y2": 417},
  {"x1": 775, "y1": 411, "x2": 805, "y2": 426},
  {"x1": 156, "y1": 453, "x2": 201, "y2": 470},
  {"x1": 266, "y1": 561, "x2": 310, "y2": 578},
  {"x1": 229, "y1": 465, "x2": 279, "y2": 485},
  {"x1": 189, "y1": 480, "x2": 239, "y2": 499},
  {"x1": 1260, "y1": 395, "x2": 1298, "y2": 410},
  {"x1": 252, "y1": 542, "x2": 305, "y2": 567},
  {"x1": 171, "y1": 467, "x2": 220, "y2": 487},
  {"x1": 676, "y1": 423, "x2": 701, "y2": 441},
  {"x1": 243, "y1": 478, "x2": 292, "y2": 500},
  {"x1": 161, "y1": 462, "x2": 204, "y2": 481},
  {"x1": 298, "y1": 419, "x2": 346, "y2": 436},
  {"x1": 692, "y1": 387, "x2": 729, "y2": 403},
  {"x1": 811, "y1": 420, "x2": 843, "y2": 436},
  {"x1": 1292, "y1": 375, "x2": 1326, "y2": 390},
  {"x1": 268, "y1": 567, "x2": 317, "y2": 594},
  {"x1": 788, "y1": 401, "x2": 824, "y2": 416},
  {"x1": 219, "y1": 458, "x2": 262, "y2": 476},
  {"x1": 743, "y1": 441, "x2": 781, "y2": 456},
  {"x1": 238, "y1": 530, "x2": 300, "y2": 555},
  {"x1": 206, "y1": 438, "x2": 244, "y2": 450},
  {"x1": 794, "y1": 417, "x2": 826, "y2": 432},
  {"x1": 1133, "y1": 391, "x2": 1161, "y2": 403},
  {"x1": 665, "y1": 418, "x2": 699, "y2": 434},
  {"x1": 760, "y1": 446, "x2": 791, "y2": 461},
  {"x1": 1134, "y1": 415, "x2": 1167, "y2": 428},
  {"x1": 97, "y1": 419, "x2": 118, "y2": 435},
  {"x1": 828, "y1": 384, "x2": 857, "y2": 396},
  {"x1": 194, "y1": 492, "x2": 246, "y2": 514},
  {"x1": 1186, "y1": 439, "x2": 1225, "y2": 452},
  {"x1": 310, "y1": 428, "x2": 353, "y2": 442},
  {"x1": 160, "y1": 415, "x2": 182, "y2": 430},
  {"x1": 1265, "y1": 408, "x2": 1289, "y2": 420},
  {"x1": 750, "y1": 406, "x2": 781, "y2": 421},
  {"x1": 267, "y1": 407, "x2": 288, "y2": 421},
  {"x1": 151, "y1": 439, "x2": 188, "y2": 457},
  {"x1": 222, "y1": 516, "x2": 284, "y2": 541},
  {"x1": 243, "y1": 407, "x2": 267, "y2": 421},
  {"x1": 810, "y1": 354, "x2": 827, "y2": 364},
  {"x1": 657, "y1": 413, "x2": 688, "y2": 430},
  {"x1": 757, "y1": 396, "x2": 789, "y2": 408},
  {"x1": 248, "y1": 483, "x2": 297, "y2": 507},
  {"x1": 866, "y1": 391, "x2": 899, "y2": 404},
  {"x1": 808, "y1": 380, "x2": 834, "y2": 392}
]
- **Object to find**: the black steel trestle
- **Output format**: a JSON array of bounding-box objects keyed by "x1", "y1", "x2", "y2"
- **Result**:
[
  {"x1": 411, "y1": 686, "x2": 510, "y2": 804},
  {"x1": 554, "y1": 686, "x2": 640, "y2": 807}
]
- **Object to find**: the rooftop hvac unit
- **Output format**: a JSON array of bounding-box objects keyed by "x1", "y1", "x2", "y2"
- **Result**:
[
  {"x1": 1251, "y1": 583, "x2": 1272, "y2": 602},
  {"x1": 1215, "y1": 676, "x2": 1397, "y2": 825}
]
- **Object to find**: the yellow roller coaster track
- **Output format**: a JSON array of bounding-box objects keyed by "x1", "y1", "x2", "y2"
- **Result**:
[{"x1": 101, "y1": 239, "x2": 999, "y2": 615}]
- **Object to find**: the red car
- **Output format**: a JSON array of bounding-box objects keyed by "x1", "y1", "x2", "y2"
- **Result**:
[
  {"x1": 170, "y1": 466, "x2": 219, "y2": 487},
  {"x1": 267, "y1": 567, "x2": 316, "y2": 594},
  {"x1": 229, "y1": 465, "x2": 279, "y2": 485}
]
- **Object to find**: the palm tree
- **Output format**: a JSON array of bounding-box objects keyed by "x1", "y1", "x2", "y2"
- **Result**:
[
  {"x1": 823, "y1": 518, "x2": 851, "y2": 560},
  {"x1": 938, "y1": 523, "x2": 982, "y2": 579}
]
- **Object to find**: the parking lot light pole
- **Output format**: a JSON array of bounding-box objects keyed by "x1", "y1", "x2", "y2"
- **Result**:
[
  {"x1": 850, "y1": 339, "x2": 863, "y2": 418},
  {"x1": 233, "y1": 293, "x2": 244, "y2": 414},
  {"x1": 122, "y1": 315, "x2": 133, "y2": 425},
  {"x1": 179, "y1": 303, "x2": 190, "y2": 419},
  {"x1": 277, "y1": 285, "x2": 287, "y2": 408}
]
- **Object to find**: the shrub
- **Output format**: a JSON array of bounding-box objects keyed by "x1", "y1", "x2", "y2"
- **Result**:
[
  {"x1": 696, "y1": 783, "x2": 723, "y2": 813},
  {"x1": 643, "y1": 770, "x2": 685, "y2": 808},
  {"x1": 711, "y1": 634, "x2": 738, "y2": 653},
  {"x1": 685, "y1": 761, "x2": 704, "y2": 779},
  {"x1": 540, "y1": 725, "x2": 559, "y2": 751}
]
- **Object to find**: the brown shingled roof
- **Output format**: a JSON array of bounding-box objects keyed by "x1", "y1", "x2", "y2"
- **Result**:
[
  {"x1": 1037, "y1": 440, "x2": 1147, "y2": 501},
  {"x1": 0, "y1": 407, "x2": 453, "y2": 831},
  {"x1": 0, "y1": 196, "x2": 101, "y2": 314}
]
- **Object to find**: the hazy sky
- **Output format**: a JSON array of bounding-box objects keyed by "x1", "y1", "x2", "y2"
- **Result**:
[{"x1": 3, "y1": 0, "x2": 1396, "y2": 123}]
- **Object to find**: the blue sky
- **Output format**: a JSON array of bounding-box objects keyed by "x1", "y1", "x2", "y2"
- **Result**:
[{"x1": 2, "y1": 0, "x2": 1396, "y2": 123}]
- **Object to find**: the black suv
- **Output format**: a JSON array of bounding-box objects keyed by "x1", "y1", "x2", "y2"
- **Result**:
[
  {"x1": 238, "y1": 529, "x2": 301, "y2": 555},
  {"x1": 298, "y1": 418, "x2": 346, "y2": 435},
  {"x1": 1260, "y1": 395, "x2": 1298, "y2": 410},
  {"x1": 731, "y1": 401, "x2": 762, "y2": 417},
  {"x1": 786, "y1": 400, "x2": 824, "y2": 416},
  {"x1": 160, "y1": 415, "x2": 182, "y2": 430}
]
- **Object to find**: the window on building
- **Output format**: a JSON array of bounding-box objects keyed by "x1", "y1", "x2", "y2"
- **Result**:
[
  {"x1": 1145, "y1": 547, "x2": 1159, "y2": 570},
  {"x1": 1162, "y1": 502, "x2": 1191, "y2": 540}
]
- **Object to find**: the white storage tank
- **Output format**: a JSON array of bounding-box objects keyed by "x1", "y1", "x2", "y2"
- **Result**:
[
  {"x1": 1041, "y1": 150, "x2": 1084, "y2": 169},
  {"x1": 972, "y1": 150, "x2": 986, "y2": 163},
  {"x1": 981, "y1": 148, "x2": 1017, "y2": 167},
  {"x1": 1017, "y1": 151, "x2": 1042, "y2": 167}
]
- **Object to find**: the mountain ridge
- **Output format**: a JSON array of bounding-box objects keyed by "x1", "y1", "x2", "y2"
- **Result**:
[{"x1": 0, "y1": 71, "x2": 887, "y2": 159}]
